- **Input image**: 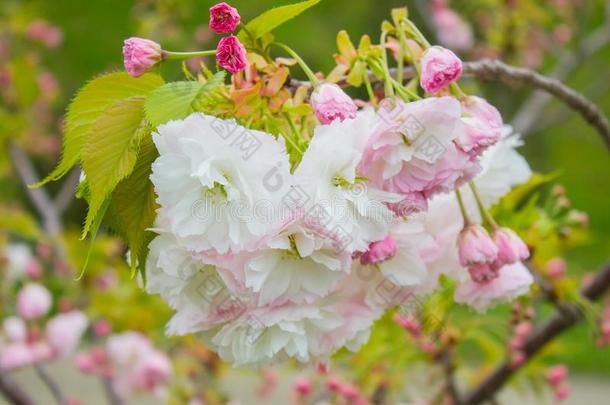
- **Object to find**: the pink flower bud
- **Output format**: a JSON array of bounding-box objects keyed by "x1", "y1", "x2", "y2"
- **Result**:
[
  {"x1": 546, "y1": 257, "x2": 567, "y2": 279},
  {"x1": 457, "y1": 225, "x2": 498, "y2": 267},
  {"x1": 419, "y1": 46, "x2": 463, "y2": 93},
  {"x1": 431, "y1": 6, "x2": 474, "y2": 52},
  {"x1": 25, "y1": 259, "x2": 43, "y2": 280},
  {"x1": 215, "y1": 35, "x2": 247, "y2": 74},
  {"x1": 93, "y1": 319, "x2": 112, "y2": 337},
  {"x1": 546, "y1": 365, "x2": 568, "y2": 386},
  {"x1": 122, "y1": 37, "x2": 162, "y2": 78},
  {"x1": 294, "y1": 377, "x2": 312, "y2": 396},
  {"x1": 360, "y1": 235, "x2": 398, "y2": 265},
  {"x1": 209, "y1": 2, "x2": 241, "y2": 34},
  {"x1": 514, "y1": 321, "x2": 532, "y2": 338},
  {"x1": 325, "y1": 377, "x2": 342, "y2": 392},
  {"x1": 510, "y1": 351, "x2": 526, "y2": 369},
  {"x1": 17, "y1": 283, "x2": 52, "y2": 320},
  {"x1": 311, "y1": 83, "x2": 357, "y2": 124},
  {"x1": 45, "y1": 311, "x2": 88, "y2": 357},
  {"x1": 26, "y1": 20, "x2": 63, "y2": 48},
  {"x1": 74, "y1": 352, "x2": 96, "y2": 374},
  {"x1": 457, "y1": 96, "x2": 503, "y2": 155},
  {"x1": 553, "y1": 383, "x2": 571, "y2": 402},
  {"x1": 493, "y1": 227, "x2": 529, "y2": 266}
]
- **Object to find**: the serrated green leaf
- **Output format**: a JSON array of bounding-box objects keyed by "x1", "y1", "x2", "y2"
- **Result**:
[
  {"x1": 238, "y1": 0, "x2": 321, "y2": 43},
  {"x1": 144, "y1": 71, "x2": 226, "y2": 127},
  {"x1": 106, "y1": 134, "x2": 159, "y2": 274},
  {"x1": 82, "y1": 97, "x2": 149, "y2": 238},
  {"x1": 34, "y1": 72, "x2": 163, "y2": 187}
]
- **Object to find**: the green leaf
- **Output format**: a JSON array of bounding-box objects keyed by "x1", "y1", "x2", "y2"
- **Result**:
[
  {"x1": 144, "y1": 71, "x2": 226, "y2": 127},
  {"x1": 34, "y1": 72, "x2": 163, "y2": 187},
  {"x1": 0, "y1": 206, "x2": 41, "y2": 239},
  {"x1": 106, "y1": 134, "x2": 159, "y2": 275},
  {"x1": 238, "y1": 0, "x2": 322, "y2": 43},
  {"x1": 81, "y1": 97, "x2": 150, "y2": 238}
]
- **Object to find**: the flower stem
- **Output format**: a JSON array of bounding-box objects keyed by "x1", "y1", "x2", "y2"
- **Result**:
[
  {"x1": 162, "y1": 50, "x2": 216, "y2": 60},
  {"x1": 468, "y1": 182, "x2": 499, "y2": 229},
  {"x1": 282, "y1": 112, "x2": 305, "y2": 156},
  {"x1": 379, "y1": 31, "x2": 395, "y2": 99},
  {"x1": 455, "y1": 188, "x2": 472, "y2": 227},
  {"x1": 402, "y1": 18, "x2": 431, "y2": 48},
  {"x1": 362, "y1": 67, "x2": 378, "y2": 107},
  {"x1": 272, "y1": 42, "x2": 319, "y2": 87}
]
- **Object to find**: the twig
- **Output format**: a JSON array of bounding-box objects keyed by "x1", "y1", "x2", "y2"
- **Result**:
[
  {"x1": 35, "y1": 364, "x2": 64, "y2": 404},
  {"x1": 0, "y1": 370, "x2": 34, "y2": 405},
  {"x1": 463, "y1": 261, "x2": 610, "y2": 405},
  {"x1": 8, "y1": 143, "x2": 62, "y2": 236},
  {"x1": 512, "y1": 5, "x2": 610, "y2": 134},
  {"x1": 288, "y1": 59, "x2": 610, "y2": 149},
  {"x1": 439, "y1": 347, "x2": 461, "y2": 405},
  {"x1": 54, "y1": 168, "x2": 80, "y2": 215},
  {"x1": 102, "y1": 378, "x2": 124, "y2": 405},
  {"x1": 462, "y1": 59, "x2": 610, "y2": 149}
]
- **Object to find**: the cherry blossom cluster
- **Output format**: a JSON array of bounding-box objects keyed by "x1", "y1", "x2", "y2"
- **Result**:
[{"x1": 113, "y1": 2, "x2": 538, "y2": 367}]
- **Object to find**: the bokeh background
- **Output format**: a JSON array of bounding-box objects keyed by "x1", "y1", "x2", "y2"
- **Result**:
[{"x1": 1, "y1": 0, "x2": 609, "y2": 404}]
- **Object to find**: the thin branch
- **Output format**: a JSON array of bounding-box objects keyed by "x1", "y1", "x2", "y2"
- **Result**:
[
  {"x1": 35, "y1": 364, "x2": 64, "y2": 404},
  {"x1": 460, "y1": 59, "x2": 610, "y2": 149},
  {"x1": 8, "y1": 143, "x2": 62, "y2": 236},
  {"x1": 439, "y1": 347, "x2": 461, "y2": 405},
  {"x1": 0, "y1": 370, "x2": 34, "y2": 405},
  {"x1": 102, "y1": 378, "x2": 124, "y2": 405},
  {"x1": 512, "y1": 3, "x2": 610, "y2": 134},
  {"x1": 54, "y1": 168, "x2": 80, "y2": 215},
  {"x1": 464, "y1": 261, "x2": 610, "y2": 405}
]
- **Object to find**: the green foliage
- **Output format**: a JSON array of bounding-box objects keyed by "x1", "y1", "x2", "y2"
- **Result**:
[
  {"x1": 0, "y1": 206, "x2": 41, "y2": 240},
  {"x1": 35, "y1": 72, "x2": 163, "y2": 187},
  {"x1": 81, "y1": 97, "x2": 150, "y2": 238},
  {"x1": 144, "y1": 71, "x2": 226, "y2": 127},
  {"x1": 238, "y1": 0, "x2": 322, "y2": 44},
  {"x1": 106, "y1": 134, "x2": 159, "y2": 275}
]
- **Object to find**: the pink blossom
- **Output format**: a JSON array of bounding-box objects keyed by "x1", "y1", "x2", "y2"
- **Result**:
[
  {"x1": 215, "y1": 35, "x2": 247, "y2": 74},
  {"x1": 26, "y1": 20, "x2": 63, "y2": 48},
  {"x1": 122, "y1": 37, "x2": 163, "y2": 77},
  {"x1": 130, "y1": 351, "x2": 172, "y2": 392},
  {"x1": 457, "y1": 96, "x2": 503, "y2": 155},
  {"x1": 74, "y1": 352, "x2": 97, "y2": 374},
  {"x1": 546, "y1": 365, "x2": 568, "y2": 386},
  {"x1": 493, "y1": 227, "x2": 529, "y2": 266},
  {"x1": 209, "y1": 2, "x2": 241, "y2": 34},
  {"x1": 311, "y1": 83, "x2": 358, "y2": 124},
  {"x1": 514, "y1": 321, "x2": 532, "y2": 338},
  {"x1": 0, "y1": 343, "x2": 33, "y2": 370},
  {"x1": 510, "y1": 351, "x2": 527, "y2": 369},
  {"x1": 455, "y1": 262, "x2": 534, "y2": 312},
  {"x1": 359, "y1": 97, "x2": 480, "y2": 208},
  {"x1": 360, "y1": 235, "x2": 397, "y2": 265},
  {"x1": 293, "y1": 377, "x2": 313, "y2": 396},
  {"x1": 25, "y1": 259, "x2": 43, "y2": 279},
  {"x1": 457, "y1": 225, "x2": 498, "y2": 267},
  {"x1": 419, "y1": 46, "x2": 463, "y2": 93},
  {"x1": 546, "y1": 257, "x2": 567, "y2": 279},
  {"x1": 431, "y1": 6, "x2": 474, "y2": 51},
  {"x1": 93, "y1": 319, "x2": 112, "y2": 337},
  {"x1": 45, "y1": 311, "x2": 88, "y2": 357},
  {"x1": 553, "y1": 384, "x2": 571, "y2": 402},
  {"x1": 17, "y1": 283, "x2": 52, "y2": 320}
]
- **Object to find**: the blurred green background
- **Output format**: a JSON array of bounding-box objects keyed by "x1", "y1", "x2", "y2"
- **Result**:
[{"x1": 2, "y1": 0, "x2": 609, "y2": 374}]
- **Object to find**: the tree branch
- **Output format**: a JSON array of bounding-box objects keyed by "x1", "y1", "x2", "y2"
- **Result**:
[
  {"x1": 463, "y1": 261, "x2": 610, "y2": 405},
  {"x1": 0, "y1": 370, "x2": 34, "y2": 405},
  {"x1": 8, "y1": 143, "x2": 62, "y2": 236},
  {"x1": 35, "y1": 364, "x2": 64, "y2": 404}
]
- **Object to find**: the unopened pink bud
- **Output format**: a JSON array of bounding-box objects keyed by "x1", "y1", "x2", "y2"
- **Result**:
[
  {"x1": 294, "y1": 377, "x2": 312, "y2": 396},
  {"x1": 25, "y1": 260, "x2": 43, "y2": 280},
  {"x1": 553, "y1": 383, "x2": 571, "y2": 402},
  {"x1": 546, "y1": 365, "x2": 568, "y2": 386},
  {"x1": 420, "y1": 46, "x2": 463, "y2": 93},
  {"x1": 311, "y1": 83, "x2": 357, "y2": 125},
  {"x1": 122, "y1": 37, "x2": 162, "y2": 77},
  {"x1": 493, "y1": 227, "x2": 530, "y2": 266},
  {"x1": 457, "y1": 225, "x2": 498, "y2": 267},
  {"x1": 546, "y1": 258, "x2": 567, "y2": 279}
]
